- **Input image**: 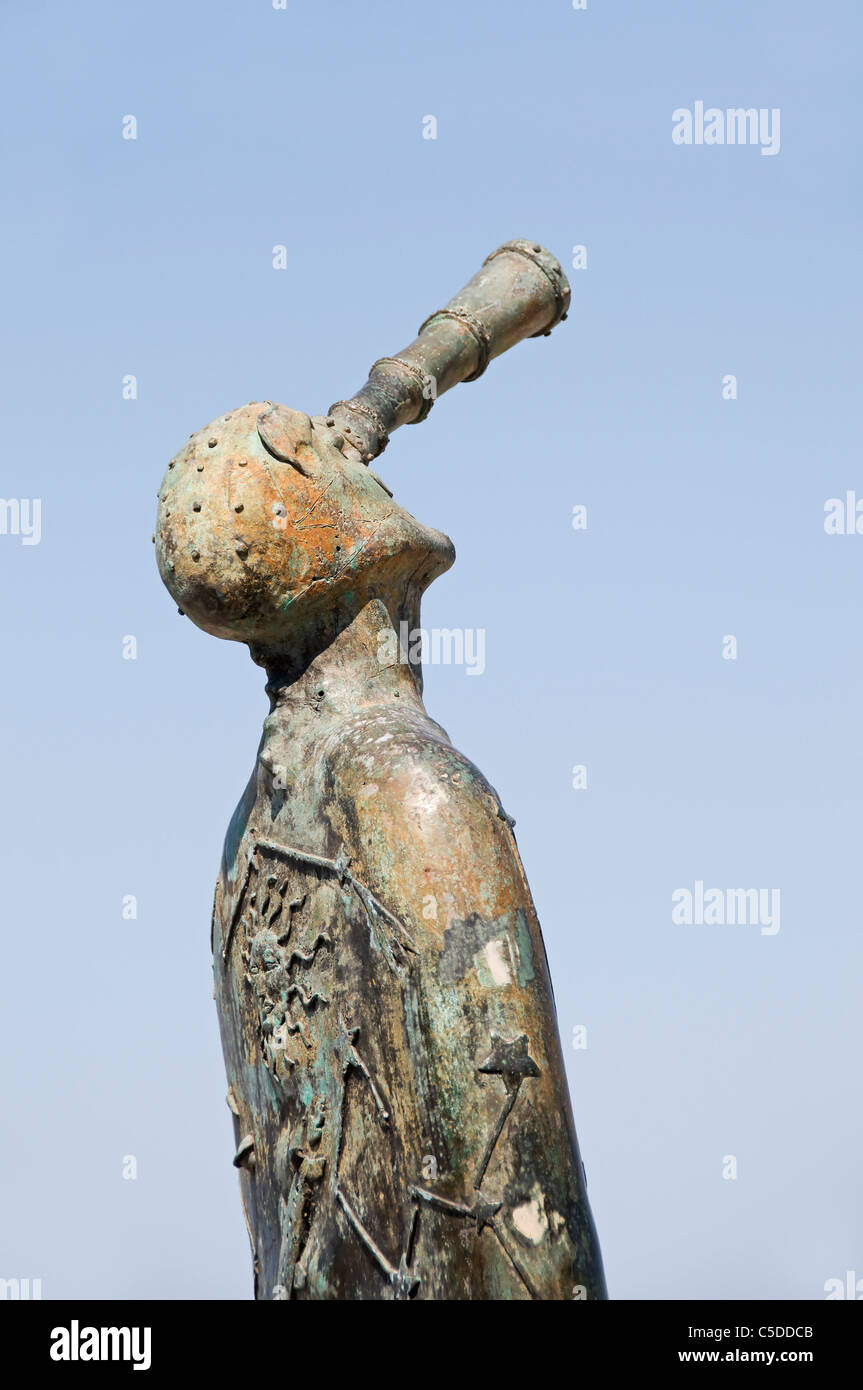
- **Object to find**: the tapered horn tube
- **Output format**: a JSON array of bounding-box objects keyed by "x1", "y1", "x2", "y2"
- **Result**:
[{"x1": 327, "y1": 238, "x2": 570, "y2": 462}]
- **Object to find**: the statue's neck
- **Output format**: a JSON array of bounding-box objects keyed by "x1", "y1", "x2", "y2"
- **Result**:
[{"x1": 263, "y1": 597, "x2": 426, "y2": 728}]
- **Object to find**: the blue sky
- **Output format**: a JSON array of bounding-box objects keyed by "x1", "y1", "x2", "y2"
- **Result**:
[{"x1": 1, "y1": 0, "x2": 860, "y2": 1299}]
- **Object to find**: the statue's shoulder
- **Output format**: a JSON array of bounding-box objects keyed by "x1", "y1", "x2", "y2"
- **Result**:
[
  {"x1": 318, "y1": 703, "x2": 533, "y2": 947},
  {"x1": 322, "y1": 702, "x2": 513, "y2": 833}
]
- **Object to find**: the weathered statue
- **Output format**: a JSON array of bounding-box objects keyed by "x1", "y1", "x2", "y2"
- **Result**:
[{"x1": 155, "y1": 241, "x2": 606, "y2": 1300}]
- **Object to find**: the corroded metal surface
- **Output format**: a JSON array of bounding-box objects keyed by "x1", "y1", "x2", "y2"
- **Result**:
[{"x1": 155, "y1": 242, "x2": 606, "y2": 1300}]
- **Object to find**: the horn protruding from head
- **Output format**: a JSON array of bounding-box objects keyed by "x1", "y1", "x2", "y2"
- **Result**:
[{"x1": 328, "y1": 239, "x2": 570, "y2": 463}]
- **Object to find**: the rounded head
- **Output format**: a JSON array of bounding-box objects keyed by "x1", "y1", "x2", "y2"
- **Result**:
[{"x1": 155, "y1": 402, "x2": 453, "y2": 662}]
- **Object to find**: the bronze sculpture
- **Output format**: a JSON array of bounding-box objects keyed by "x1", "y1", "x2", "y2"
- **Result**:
[{"x1": 155, "y1": 240, "x2": 606, "y2": 1300}]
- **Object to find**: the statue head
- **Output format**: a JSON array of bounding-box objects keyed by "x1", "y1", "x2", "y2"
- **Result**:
[{"x1": 155, "y1": 401, "x2": 454, "y2": 670}]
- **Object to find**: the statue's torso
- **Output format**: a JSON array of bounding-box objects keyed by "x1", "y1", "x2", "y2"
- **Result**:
[{"x1": 213, "y1": 697, "x2": 605, "y2": 1300}]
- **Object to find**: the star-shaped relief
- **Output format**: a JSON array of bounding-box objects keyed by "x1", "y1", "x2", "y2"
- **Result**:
[{"x1": 478, "y1": 1032, "x2": 540, "y2": 1091}]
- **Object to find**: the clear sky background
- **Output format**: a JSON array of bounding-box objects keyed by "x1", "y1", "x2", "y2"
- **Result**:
[{"x1": 1, "y1": 0, "x2": 860, "y2": 1300}]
